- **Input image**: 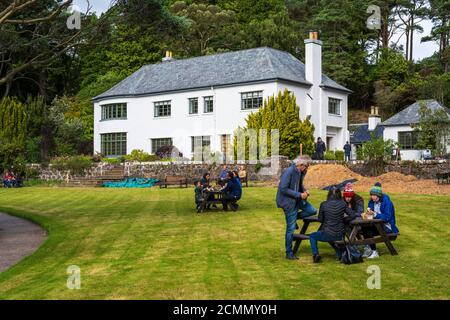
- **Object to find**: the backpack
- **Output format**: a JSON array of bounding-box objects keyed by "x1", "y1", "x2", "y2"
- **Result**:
[{"x1": 341, "y1": 234, "x2": 364, "y2": 265}]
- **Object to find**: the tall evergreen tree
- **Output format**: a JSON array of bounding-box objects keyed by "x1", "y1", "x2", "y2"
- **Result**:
[{"x1": 237, "y1": 90, "x2": 315, "y2": 160}]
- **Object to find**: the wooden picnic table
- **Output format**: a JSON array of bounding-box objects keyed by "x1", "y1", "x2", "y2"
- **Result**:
[
  {"x1": 197, "y1": 190, "x2": 223, "y2": 213},
  {"x1": 292, "y1": 216, "x2": 398, "y2": 256}
]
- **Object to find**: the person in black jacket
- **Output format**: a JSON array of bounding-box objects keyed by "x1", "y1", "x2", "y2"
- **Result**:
[
  {"x1": 315, "y1": 137, "x2": 326, "y2": 160},
  {"x1": 309, "y1": 186, "x2": 348, "y2": 263}
]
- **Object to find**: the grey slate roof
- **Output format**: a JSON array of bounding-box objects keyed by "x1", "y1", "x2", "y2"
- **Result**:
[
  {"x1": 350, "y1": 124, "x2": 384, "y2": 144},
  {"x1": 93, "y1": 47, "x2": 352, "y2": 101},
  {"x1": 381, "y1": 100, "x2": 450, "y2": 126}
]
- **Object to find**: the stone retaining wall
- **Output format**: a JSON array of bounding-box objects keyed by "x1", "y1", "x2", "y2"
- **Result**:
[
  {"x1": 33, "y1": 158, "x2": 448, "y2": 182},
  {"x1": 349, "y1": 160, "x2": 450, "y2": 179},
  {"x1": 34, "y1": 156, "x2": 291, "y2": 182}
]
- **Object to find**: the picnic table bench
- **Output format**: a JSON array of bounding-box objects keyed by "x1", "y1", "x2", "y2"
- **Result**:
[
  {"x1": 292, "y1": 216, "x2": 398, "y2": 256},
  {"x1": 197, "y1": 190, "x2": 224, "y2": 213},
  {"x1": 159, "y1": 175, "x2": 188, "y2": 188}
]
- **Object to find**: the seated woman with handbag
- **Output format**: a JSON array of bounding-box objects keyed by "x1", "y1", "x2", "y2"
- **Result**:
[{"x1": 309, "y1": 186, "x2": 350, "y2": 263}]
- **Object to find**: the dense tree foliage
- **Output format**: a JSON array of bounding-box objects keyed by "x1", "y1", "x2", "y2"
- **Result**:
[
  {"x1": 413, "y1": 101, "x2": 450, "y2": 156},
  {"x1": 0, "y1": 0, "x2": 449, "y2": 167}
]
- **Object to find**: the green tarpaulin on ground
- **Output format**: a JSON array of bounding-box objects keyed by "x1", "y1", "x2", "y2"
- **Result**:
[{"x1": 103, "y1": 178, "x2": 159, "y2": 188}]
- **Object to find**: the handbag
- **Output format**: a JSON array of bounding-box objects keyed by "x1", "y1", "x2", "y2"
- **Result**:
[{"x1": 341, "y1": 234, "x2": 364, "y2": 264}]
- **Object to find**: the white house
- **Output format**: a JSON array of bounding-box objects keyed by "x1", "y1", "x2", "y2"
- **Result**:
[
  {"x1": 92, "y1": 32, "x2": 351, "y2": 160},
  {"x1": 351, "y1": 100, "x2": 450, "y2": 161},
  {"x1": 381, "y1": 100, "x2": 450, "y2": 160}
]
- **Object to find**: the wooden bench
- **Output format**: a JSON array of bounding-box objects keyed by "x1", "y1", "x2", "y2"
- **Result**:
[
  {"x1": 239, "y1": 174, "x2": 249, "y2": 188},
  {"x1": 436, "y1": 172, "x2": 450, "y2": 184},
  {"x1": 159, "y1": 175, "x2": 188, "y2": 188}
]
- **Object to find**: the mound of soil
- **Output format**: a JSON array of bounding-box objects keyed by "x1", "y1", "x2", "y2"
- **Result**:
[
  {"x1": 303, "y1": 164, "x2": 450, "y2": 195},
  {"x1": 304, "y1": 164, "x2": 362, "y2": 189}
]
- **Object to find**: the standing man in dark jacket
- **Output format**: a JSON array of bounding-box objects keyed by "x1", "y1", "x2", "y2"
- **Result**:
[
  {"x1": 343, "y1": 141, "x2": 352, "y2": 162},
  {"x1": 276, "y1": 156, "x2": 317, "y2": 260},
  {"x1": 315, "y1": 137, "x2": 326, "y2": 160}
]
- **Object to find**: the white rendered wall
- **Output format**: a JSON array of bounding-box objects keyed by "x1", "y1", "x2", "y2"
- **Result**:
[
  {"x1": 94, "y1": 82, "x2": 349, "y2": 158},
  {"x1": 94, "y1": 83, "x2": 278, "y2": 158},
  {"x1": 383, "y1": 125, "x2": 422, "y2": 160}
]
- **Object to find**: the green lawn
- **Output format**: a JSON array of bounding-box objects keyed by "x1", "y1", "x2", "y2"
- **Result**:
[{"x1": 0, "y1": 186, "x2": 449, "y2": 300}]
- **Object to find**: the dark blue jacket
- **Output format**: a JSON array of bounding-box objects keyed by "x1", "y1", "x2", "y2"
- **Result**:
[
  {"x1": 368, "y1": 194, "x2": 399, "y2": 234},
  {"x1": 276, "y1": 164, "x2": 306, "y2": 213},
  {"x1": 223, "y1": 177, "x2": 242, "y2": 199},
  {"x1": 344, "y1": 143, "x2": 352, "y2": 155}
]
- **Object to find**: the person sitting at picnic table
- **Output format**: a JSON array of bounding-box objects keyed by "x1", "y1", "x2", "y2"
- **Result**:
[
  {"x1": 342, "y1": 183, "x2": 364, "y2": 218},
  {"x1": 218, "y1": 165, "x2": 229, "y2": 186},
  {"x1": 238, "y1": 166, "x2": 246, "y2": 180},
  {"x1": 200, "y1": 172, "x2": 216, "y2": 209},
  {"x1": 220, "y1": 171, "x2": 242, "y2": 211},
  {"x1": 201, "y1": 172, "x2": 211, "y2": 188},
  {"x1": 194, "y1": 180, "x2": 204, "y2": 210},
  {"x1": 309, "y1": 186, "x2": 349, "y2": 263},
  {"x1": 276, "y1": 155, "x2": 317, "y2": 260},
  {"x1": 362, "y1": 183, "x2": 399, "y2": 259}
]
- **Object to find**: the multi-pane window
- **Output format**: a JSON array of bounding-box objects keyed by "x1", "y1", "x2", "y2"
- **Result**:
[
  {"x1": 154, "y1": 101, "x2": 171, "y2": 117},
  {"x1": 189, "y1": 98, "x2": 198, "y2": 114},
  {"x1": 328, "y1": 98, "x2": 341, "y2": 115},
  {"x1": 101, "y1": 133, "x2": 127, "y2": 156},
  {"x1": 204, "y1": 96, "x2": 214, "y2": 113},
  {"x1": 398, "y1": 131, "x2": 419, "y2": 150},
  {"x1": 101, "y1": 103, "x2": 127, "y2": 120},
  {"x1": 151, "y1": 138, "x2": 173, "y2": 154},
  {"x1": 191, "y1": 136, "x2": 211, "y2": 153},
  {"x1": 241, "y1": 91, "x2": 263, "y2": 110}
]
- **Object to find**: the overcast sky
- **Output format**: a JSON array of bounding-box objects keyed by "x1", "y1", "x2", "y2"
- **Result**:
[{"x1": 73, "y1": 0, "x2": 439, "y2": 62}]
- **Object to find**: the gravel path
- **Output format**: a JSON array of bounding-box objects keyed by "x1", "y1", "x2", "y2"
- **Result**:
[{"x1": 0, "y1": 213, "x2": 47, "y2": 273}]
